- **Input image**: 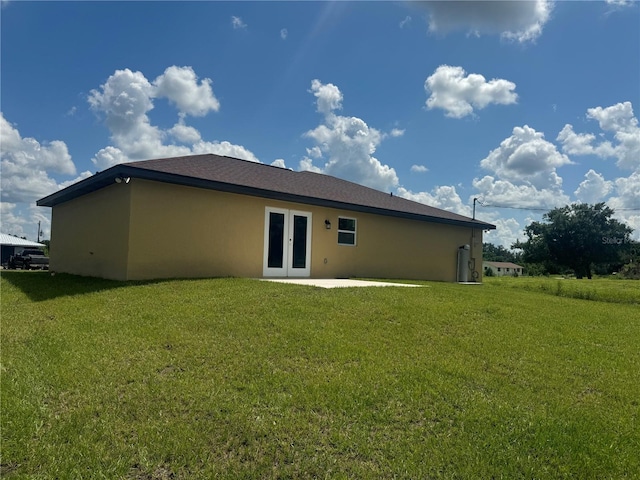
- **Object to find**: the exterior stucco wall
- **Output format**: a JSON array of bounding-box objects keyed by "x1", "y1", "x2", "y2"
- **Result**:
[
  {"x1": 314, "y1": 211, "x2": 483, "y2": 282},
  {"x1": 48, "y1": 178, "x2": 485, "y2": 282},
  {"x1": 126, "y1": 180, "x2": 267, "y2": 280},
  {"x1": 125, "y1": 179, "x2": 483, "y2": 282},
  {"x1": 49, "y1": 184, "x2": 131, "y2": 280}
]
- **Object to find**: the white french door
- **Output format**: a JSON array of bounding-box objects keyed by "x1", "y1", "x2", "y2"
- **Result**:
[{"x1": 263, "y1": 207, "x2": 312, "y2": 277}]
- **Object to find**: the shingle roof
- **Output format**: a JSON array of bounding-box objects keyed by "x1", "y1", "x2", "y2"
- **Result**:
[{"x1": 38, "y1": 154, "x2": 495, "y2": 230}]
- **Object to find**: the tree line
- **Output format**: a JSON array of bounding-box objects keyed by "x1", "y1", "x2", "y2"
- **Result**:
[{"x1": 484, "y1": 203, "x2": 638, "y2": 279}]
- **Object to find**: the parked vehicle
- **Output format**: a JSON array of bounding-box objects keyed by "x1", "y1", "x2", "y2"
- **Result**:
[{"x1": 7, "y1": 249, "x2": 49, "y2": 270}]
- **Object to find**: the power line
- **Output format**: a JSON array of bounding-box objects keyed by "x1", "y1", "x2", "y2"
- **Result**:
[
  {"x1": 480, "y1": 204, "x2": 549, "y2": 211},
  {"x1": 475, "y1": 200, "x2": 640, "y2": 212}
]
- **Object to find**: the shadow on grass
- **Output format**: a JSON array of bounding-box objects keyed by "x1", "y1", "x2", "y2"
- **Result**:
[{"x1": 0, "y1": 271, "x2": 183, "y2": 302}]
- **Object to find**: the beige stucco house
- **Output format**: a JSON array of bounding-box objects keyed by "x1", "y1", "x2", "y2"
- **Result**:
[{"x1": 37, "y1": 154, "x2": 495, "y2": 282}]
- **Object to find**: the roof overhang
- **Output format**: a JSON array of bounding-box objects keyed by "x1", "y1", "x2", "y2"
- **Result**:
[{"x1": 37, "y1": 164, "x2": 496, "y2": 231}]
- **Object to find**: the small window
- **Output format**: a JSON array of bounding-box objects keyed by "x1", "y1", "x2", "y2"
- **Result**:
[
  {"x1": 338, "y1": 217, "x2": 356, "y2": 246},
  {"x1": 497, "y1": 267, "x2": 501, "y2": 272}
]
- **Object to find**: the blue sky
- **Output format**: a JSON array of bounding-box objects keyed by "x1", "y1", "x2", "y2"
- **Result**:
[{"x1": 2, "y1": 1, "x2": 639, "y2": 247}]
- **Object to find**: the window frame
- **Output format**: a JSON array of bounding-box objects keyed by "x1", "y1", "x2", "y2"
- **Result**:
[{"x1": 337, "y1": 216, "x2": 357, "y2": 246}]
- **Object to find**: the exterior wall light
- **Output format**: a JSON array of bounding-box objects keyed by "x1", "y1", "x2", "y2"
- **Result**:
[
  {"x1": 115, "y1": 176, "x2": 131, "y2": 184},
  {"x1": 325, "y1": 220, "x2": 331, "y2": 229}
]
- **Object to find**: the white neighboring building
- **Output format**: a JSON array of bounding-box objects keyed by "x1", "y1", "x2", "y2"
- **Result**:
[
  {"x1": 0, "y1": 232, "x2": 45, "y2": 266},
  {"x1": 483, "y1": 261, "x2": 524, "y2": 277}
]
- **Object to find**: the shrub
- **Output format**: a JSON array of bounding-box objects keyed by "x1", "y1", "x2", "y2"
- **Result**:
[{"x1": 619, "y1": 262, "x2": 640, "y2": 280}]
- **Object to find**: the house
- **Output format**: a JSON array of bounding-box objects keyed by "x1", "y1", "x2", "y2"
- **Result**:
[
  {"x1": 37, "y1": 154, "x2": 496, "y2": 282},
  {"x1": 0, "y1": 233, "x2": 45, "y2": 266},
  {"x1": 483, "y1": 261, "x2": 524, "y2": 277}
]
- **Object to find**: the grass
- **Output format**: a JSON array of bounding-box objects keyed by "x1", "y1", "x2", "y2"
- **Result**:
[
  {"x1": 485, "y1": 275, "x2": 640, "y2": 304},
  {"x1": 1, "y1": 272, "x2": 639, "y2": 478}
]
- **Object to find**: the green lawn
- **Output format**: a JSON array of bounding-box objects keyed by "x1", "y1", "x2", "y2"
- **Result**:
[{"x1": 2, "y1": 272, "x2": 639, "y2": 478}]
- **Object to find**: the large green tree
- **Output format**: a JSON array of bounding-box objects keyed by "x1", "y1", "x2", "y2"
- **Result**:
[
  {"x1": 513, "y1": 203, "x2": 633, "y2": 279},
  {"x1": 483, "y1": 243, "x2": 522, "y2": 263}
]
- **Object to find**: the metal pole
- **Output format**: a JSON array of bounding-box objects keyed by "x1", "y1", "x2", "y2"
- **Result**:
[{"x1": 473, "y1": 198, "x2": 477, "y2": 220}]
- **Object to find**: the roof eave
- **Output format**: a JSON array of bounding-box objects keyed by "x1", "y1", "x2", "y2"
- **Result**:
[
  {"x1": 36, "y1": 164, "x2": 141, "y2": 207},
  {"x1": 37, "y1": 164, "x2": 496, "y2": 230},
  {"x1": 128, "y1": 169, "x2": 496, "y2": 229}
]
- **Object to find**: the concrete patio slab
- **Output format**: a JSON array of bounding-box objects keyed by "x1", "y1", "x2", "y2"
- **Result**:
[{"x1": 259, "y1": 278, "x2": 423, "y2": 288}]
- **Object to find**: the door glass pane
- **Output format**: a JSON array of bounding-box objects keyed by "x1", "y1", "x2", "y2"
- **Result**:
[
  {"x1": 268, "y1": 212, "x2": 285, "y2": 268},
  {"x1": 291, "y1": 215, "x2": 307, "y2": 269}
]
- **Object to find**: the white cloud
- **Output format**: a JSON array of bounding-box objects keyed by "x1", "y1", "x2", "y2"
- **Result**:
[
  {"x1": 1, "y1": 113, "x2": 77, "y2": 204},
  {"x1": 605, "y1": 0, "x2": 634, "y2": 7},
  {"x1": 190, "y1": 140, "x2": 258, "y2": 163},
  {"x1": 556, "y1": 124, "x2": 614, "y2": 157},
  {"x1": 0, "y1": 202, "x2": 26, "y2": 237},
  {"x1": 473, "y1": 123, "x2": 572, "y2": 213},
  {"x1": 0, "y1": 114, "x2": 91, "y2": 241},
  {"x1": 425, "y1": 65, "x2": 518, "y2": 118},
  {"x1": 608, "y1": 170, "x2": 640, "y2": 239},
  {"x1": 306, "y1": 146, "x2": 322, "y2": 159},
  {"x1": 309, "y1": 79, "x2": 343, "y2": 115},
  {"x1": 271, "y1": 159, "x2": 287, "y2": 168},
  {"x1": 91, "y1": 146, "x2": 128, "y2": 170},
  {"x1": 480, "y1": 125, "x2": 572, "y2": 189},
  {"x1": 153, "y1": 66, "x2": 220, "y2": 117},
  {"x1": 88, "y1": 68, "x2": 169, "y2": 162},
  {"x1": 1, "y1": 113, "x2": 22, "y2": 148},
  {"x1": 231, "y1": 16, "x2": 247, "y2": 30},
  {"x1": 169, "y1": 121, "x2": 202, "y2": 144},
  {"x1": 574, "y1": 169, "x2": 613, "y2": 204},
  {"x1": 280, "y1": 28, "x2": 288, "y2": 40},
  {"x1": 390, "y1": 128, "x2": 405, "y2": 137},
  {"x1": 588, "y1": 102, "x2": 640, "y2": 171},
  {"x1": 410, "y1": 164, "x2": 428, "y2": 173},
  {"x1": 88, "y1": 68, "x2": 155, "y2": 131},
  {"x1": 1, "y1": 168, "x2": 59, "y2": 205},
  {"x1": 1, "y1": 114, "x2": 76, "y2": 177},
  {"x1": 299, "y1": 156, "x2": 323, "y2": 173},
  {"x1": 472, "y1": 175, "x2": 570, "y2": 210},
  {"x1": 301, "y1": 80, "x2": 399, "y2": 192},
  {"x1": 611, "y1": 171, "x2": 640, "y2": 207},
  {"x1": 88, "y1": 67, "x2": 258, "y2": 167},
  {"x1": 588, "y1": 102, "x2": 636, "y2": 132},
  {"x1": 557, "y1": 102, "x2": 639, "y2": 171},
  {"x1": 57, "y1": 171, "x2": 94, "y2": 190},
  {"x1": 399, "y1": 15, "x2": 412, "y2": 28},
  {"x1": 397, "y1": 182, "x2": 529, "y2": 249},
  {"x1": 552, "y1": 103, "x2": 639, "y2": 236},
  {"x1": 423, "y1": 0, "x2": 553, "y2": 43},
  {"x1": 483, "y1": 217, "x2": 526, "y2": 249},
  {"x1": 0, "y1": 202, "x2": 52, "y2": 241},
  {"x1": 397, "y1": 185, "x2": 471, "y2": 217}
]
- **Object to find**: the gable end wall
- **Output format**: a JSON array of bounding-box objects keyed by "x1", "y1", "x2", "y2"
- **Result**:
[{"x1": 50, "y1": 184, "x2": 131, "y2": 280}]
